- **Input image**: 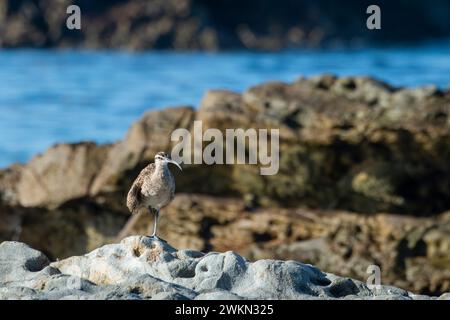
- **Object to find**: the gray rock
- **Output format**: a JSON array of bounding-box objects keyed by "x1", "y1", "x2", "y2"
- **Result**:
[
  {"x1": 410, "y1": 294, "x2": 435, "y2": 300},
  {"x1": 0, "y1": 241, "x2": 52, "y2": 285},
  {"x1": 438, "y1": 293, "x2": 450, "y2": 300},
  {"x1": 0, "y1": 236, "x2": 447, "y2": 300},
  {"x1": 195, "y1": 289, "x2": 245, "y2": 300},
  {"x1": 371, "y1": 295, "x2": 412, "y2": 300}
]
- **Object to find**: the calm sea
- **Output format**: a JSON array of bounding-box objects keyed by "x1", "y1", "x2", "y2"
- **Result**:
[{"x1": 1, "y1": 42, "x2": 450, "y2": 167}]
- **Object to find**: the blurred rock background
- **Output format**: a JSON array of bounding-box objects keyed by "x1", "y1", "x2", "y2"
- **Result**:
[{"x1": 2, "y1": 0, "x2": 450, "y2": 50}]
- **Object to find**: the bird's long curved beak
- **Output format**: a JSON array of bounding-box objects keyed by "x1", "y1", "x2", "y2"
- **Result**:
[{"x1": 168, "y1": 159, "x2": 182, "y2": 171}]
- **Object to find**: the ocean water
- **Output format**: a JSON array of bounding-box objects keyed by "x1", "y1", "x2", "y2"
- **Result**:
[{"x1": 1, "y1": 42, "x2": 450, "y2": 168}]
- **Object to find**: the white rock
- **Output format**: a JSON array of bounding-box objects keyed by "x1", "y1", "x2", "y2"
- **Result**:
[{"x1": 0, "y1": 236, "x2": 447, "y2": 300}]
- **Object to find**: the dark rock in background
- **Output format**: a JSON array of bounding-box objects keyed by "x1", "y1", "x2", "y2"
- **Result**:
[{"x1": 1, "y1": 0, "x2": 450, "y2": 50}]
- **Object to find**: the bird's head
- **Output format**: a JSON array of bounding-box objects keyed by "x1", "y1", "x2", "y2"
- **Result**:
[{"x1": 154, "y1": 151, "x2": 182, "y2": 171}]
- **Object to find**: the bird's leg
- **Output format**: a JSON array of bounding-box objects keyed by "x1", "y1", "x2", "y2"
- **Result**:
[
  {"x1": 149, "y1": 208, "x2": 160, "y2": 239},
  {"x1": 152, "y1": 209, "x2": 159, "y2": 237}
]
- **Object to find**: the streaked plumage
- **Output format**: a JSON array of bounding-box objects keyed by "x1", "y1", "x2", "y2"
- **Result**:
[{"x1": 125, "y1": 151, "x2": 181, "y2": 238}]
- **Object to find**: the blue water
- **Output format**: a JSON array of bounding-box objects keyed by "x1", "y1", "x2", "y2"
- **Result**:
[{"x1": 1, "y1": 42, "x2": 450, "y2": 168}]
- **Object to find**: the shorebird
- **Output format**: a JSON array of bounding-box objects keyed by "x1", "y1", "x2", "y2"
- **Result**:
[{"x1": 125, "y1": 151, "x2": 182, "y2": 240}]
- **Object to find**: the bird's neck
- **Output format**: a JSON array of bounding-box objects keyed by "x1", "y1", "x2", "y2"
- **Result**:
[{"x1": 154, "y1": 161, "x2": 170, "y2": 178}]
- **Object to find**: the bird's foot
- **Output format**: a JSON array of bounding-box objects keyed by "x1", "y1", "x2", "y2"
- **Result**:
[{"x1": 147, "y1": 235, "x2": 167, "y2": 243}]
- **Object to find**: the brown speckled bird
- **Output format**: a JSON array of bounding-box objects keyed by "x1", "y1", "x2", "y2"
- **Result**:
[{"x1": 126, "y1": 151, "x2": 182, "y2": 239}]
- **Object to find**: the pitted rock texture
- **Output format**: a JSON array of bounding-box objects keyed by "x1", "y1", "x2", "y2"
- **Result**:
[{"x1": 1, "y1": 237, "x2": 448, "y2": 300}]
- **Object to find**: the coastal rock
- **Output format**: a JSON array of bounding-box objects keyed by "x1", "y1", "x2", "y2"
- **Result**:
[
  {"x1": 119, "y1": 194, "x2": 450, "y2": 295},
  {"x1": 16, "y1": 142, "x2": 110, "y2": 208},
  {"x1": 1, "y1": 75, "x2": 450, "y2": 295},
  {"x1": 1, "y1": 237, "x2": 447, "y2": 300},
  {"x1": 3, "y1": 1, "x2": 450, "y2": 50},
  {"x1": 90, "y1": 106, "x2": 194, "y2": 197},
  {"x1": 2, "y1": 194, "x2": 448, "y2": 295},
  {"x1": 193, "y1": 76, "x2": 450, "y2": 214},
  {"x1": 2, "y1": 76, "x2": 449, "y2": 213}
]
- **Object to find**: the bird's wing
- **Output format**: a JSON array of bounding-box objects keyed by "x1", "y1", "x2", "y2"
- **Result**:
[
  {"x1": 126, "y1": 181, "x2": 142, "y2": 214},
  {"x1": 126, "y1": 164, "x2": 154, "y2": 214}
]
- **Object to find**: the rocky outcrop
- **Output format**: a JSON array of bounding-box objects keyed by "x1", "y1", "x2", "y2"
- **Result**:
[
  {"x1": 89, "y1": 75, "x2": 450, "y2": 215},
  {"x1": 0, "y1": 75, "x2": 449, "y2": 294},
  {"x1": 1, "y1": 237, "x2": 448, "y2": 300},
  {"x1": 17, "y1": 142, "x2": 110, "y2": 208},
  {"x1": 194, "y1": 76, "x2": 450, "y2": 214},
  {"x1": 2, "y1": 0, "x2": 450, "y2": 50},
  {"x1": 2, "y1": 194, "x2": 449, "y2": 294},
  {"x1": 2, "y1": 76, "x2": 449, "y2": 214},
  {"x1": 90, "y1": 107, "x2": 195, "y2": 199},
  {"x1": 118, "y1": 194, "x2": 450, "y2": 296}
]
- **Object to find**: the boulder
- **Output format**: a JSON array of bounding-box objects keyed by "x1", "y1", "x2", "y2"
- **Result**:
[
  {"x1": 119, "y1": 194, "x2": 450, "y2": 295},
  {"x1": 90, "y1": 106, "x2": 194, "y2": 197},
  {"x1": 1, "y1": 236, "x2": 448, "y2": 300},
  {"x1": 3, "y1": 76, "x2": 450, "y2": 213},
  {"x1": 16, "y1": 142, "x2": 110, "y2": 208}
]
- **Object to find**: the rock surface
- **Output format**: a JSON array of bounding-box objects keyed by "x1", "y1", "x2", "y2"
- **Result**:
[
  {"x1": 1, "y1": 75, "x2": 449, "y2": 295},
  {"x1": 119, "y1": 194, "x2": 450, "y2": 296},
  {"x1": 3, "y1": 0, "x2": 450, "y2": 50},
  {"x1": 3, "y1": 75, "x2": 449, "y2": 214},
  {"x1": 1, "y1": 236, "x2": 448, "y2": 300}
]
